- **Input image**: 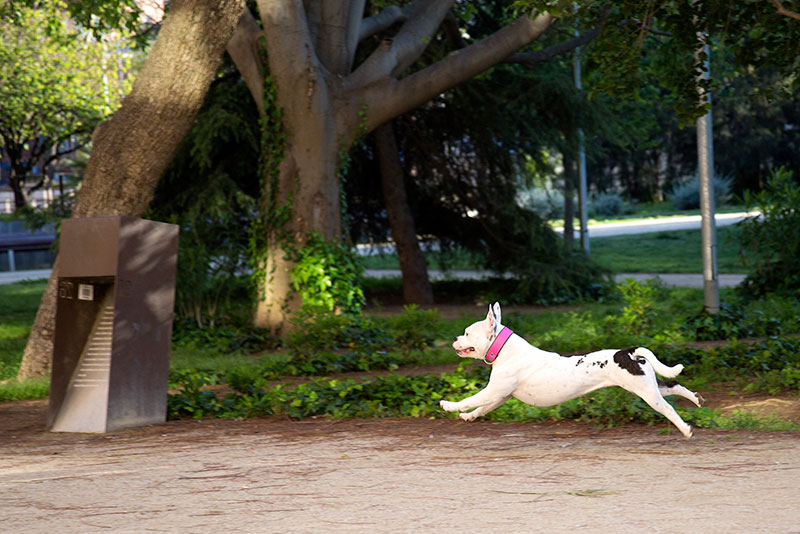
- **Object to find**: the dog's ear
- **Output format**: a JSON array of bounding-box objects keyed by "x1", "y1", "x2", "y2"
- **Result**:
[
  {"x1": 486, "y1": 302, "x2": 501, "y2": 336},
  {"x1": 492, "y1": 302, "x2": 502, "y2": 333}
]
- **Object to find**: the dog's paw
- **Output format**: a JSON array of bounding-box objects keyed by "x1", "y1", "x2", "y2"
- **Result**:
[
  {"x1": 439, "y1": 400, "x2": 458, "y2": 412},
  {"x1": 459, "y1": 412, "x2": 476, "y2": 422},
  {"x1": 694, "y1": 392, "x2": 706, "y2": 407}
]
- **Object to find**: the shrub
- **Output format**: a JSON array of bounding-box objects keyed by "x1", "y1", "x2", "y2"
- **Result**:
[
  {"x1": 517, "y1": 187, "x2": 566, "y2": 219},
  {"x1": 285, "y1": 310, "x2": 398, "y2": 374},
  {"x1": 382, "y1": 305, "x2": 443, "y2": 356},
  {"x1": 667, "y1": 173, "x2": 732, "y2": 210},
  {"x1": 737, "y1": 167, "x2": 800, "y2": 299},
  {"x1": 684, "y1": 302, "x2": 784, "y2": 341},
  {"x1": 590, "y1": 192, "x2": 626, "y2": 217}
]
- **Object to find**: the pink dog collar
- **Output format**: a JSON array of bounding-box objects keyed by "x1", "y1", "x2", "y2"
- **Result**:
[{"x1": 484, "y1": 327, "x2": 513, "y2": 363}]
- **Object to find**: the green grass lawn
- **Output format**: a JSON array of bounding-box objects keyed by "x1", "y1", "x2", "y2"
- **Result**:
[
  {"x1": 362, "y1": 224, "x2": 746, "y2": 274},
  {"x1": 590, "y1": 225, "x2": 745, "y2": 273},
  {"x1": 0, "y1": 280, "x2": 46, "y2": 381}
]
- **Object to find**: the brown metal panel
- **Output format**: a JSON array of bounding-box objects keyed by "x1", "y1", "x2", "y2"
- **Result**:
[
  {"x1": 58, "y1": 217, "x2": 121, "y2": 278},
  {"x1": 106, "y1": 217, "x2": 179, "y2": 431}
]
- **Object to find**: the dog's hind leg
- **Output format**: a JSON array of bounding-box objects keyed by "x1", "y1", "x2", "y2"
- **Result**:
[
  {"x1": 623, "y1": 379, "x2": 694, "y2": 439},
  {"x1": 658, "y1": 379, "x2": 705, "y2": 407}
]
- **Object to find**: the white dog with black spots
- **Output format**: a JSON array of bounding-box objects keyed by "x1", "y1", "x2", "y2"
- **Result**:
[{"x1": 440, "y1": 303, "x2": 704, "y2": 438}]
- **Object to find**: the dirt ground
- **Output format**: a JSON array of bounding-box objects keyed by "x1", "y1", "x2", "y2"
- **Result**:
[{"x1": 2, "y1": 395, "x2": 800, "y2": 534}]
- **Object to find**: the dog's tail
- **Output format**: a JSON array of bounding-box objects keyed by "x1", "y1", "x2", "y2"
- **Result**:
[{"x1": 634, "y1": 347, "x2": 684, "y2": 378}]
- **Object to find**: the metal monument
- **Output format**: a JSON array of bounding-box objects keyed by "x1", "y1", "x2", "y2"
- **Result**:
[{"x1": 48, "y1": 216, "x2": 179, "y2": 433}]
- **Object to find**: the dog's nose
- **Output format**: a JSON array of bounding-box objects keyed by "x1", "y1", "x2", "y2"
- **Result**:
[{"x1": 453, "y1": 336, "x2": 458, "y2": 342}]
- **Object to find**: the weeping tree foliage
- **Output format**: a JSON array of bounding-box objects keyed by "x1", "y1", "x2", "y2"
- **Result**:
[
  {"x1": 148, "y1": 67, "x2": 260, "y2": 329},
  {"x1": 589, "y1": 63, "x2": 800, "y2": 203},
  {"x1": 345, "y1": 21, "x2": 616, "y2": 302},
  {"x1": 512, "y1": 0, "x2": 800, "y2": 204},
  {"x1": 538, "y1": 0, "x2": 800, "y2": 121}
]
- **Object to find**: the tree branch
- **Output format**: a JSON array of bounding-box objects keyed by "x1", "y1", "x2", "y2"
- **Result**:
[
  {"x1": 359, "y1": 12, "x2": 555, "y2": 131},
  {"x1": 359, "y1": 5, "x2": 409, "y2": 42},
  {"x1": 344, "y1": 0, "x2": 368, "y2": 70},
  {"x1": 305, "y1": 0, "x2": 366, "y2": 74},
  {"x1": 441, "y1": 12, "x2": 468, "y2": 49},
  {"x1": 226, "y1": 7, "x2": 265, "y2": 115},
  {"x1": 346, "y1": 0, "x2": 455, "y2": 90},
  {"x1": 769, "y1": 0, "x2": 800, "y2": 21},
  {"x1": 505, "y1": 23, "x2": 603, "y2": 66}
]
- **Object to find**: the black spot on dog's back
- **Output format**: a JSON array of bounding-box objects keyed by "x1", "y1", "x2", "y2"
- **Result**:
[{"x1": 613, "y1": 348, "x2": 645, "y2": 376}]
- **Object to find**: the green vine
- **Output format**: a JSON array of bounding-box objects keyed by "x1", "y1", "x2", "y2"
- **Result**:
[
  {"x1": 249, "y1": 66, "x2": 369, "y2": 323},
  {"x1": 247, "y1": 58, "x2": 289, "y2": 312},
  {"x1": 336, "y1": 102, "x2": 370, "y2": 238}
]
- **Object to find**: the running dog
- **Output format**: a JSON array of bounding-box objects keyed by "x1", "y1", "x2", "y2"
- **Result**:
[{"x1": 440, "y1": 303, "x2": 704, "y2": 438}]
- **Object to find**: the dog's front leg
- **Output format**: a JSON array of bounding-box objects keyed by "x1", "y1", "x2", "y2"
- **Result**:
[
  {"x1": 439, "y1": 380, "x2": 515, "y2": 421},
  {"x1": 458, "y1": 395, "x2": 512, "y2": 421}
]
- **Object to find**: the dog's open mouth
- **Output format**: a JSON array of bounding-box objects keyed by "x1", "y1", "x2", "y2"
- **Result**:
[{"x1": 455, "y1": 347, "x2": 476, "y2": 357}]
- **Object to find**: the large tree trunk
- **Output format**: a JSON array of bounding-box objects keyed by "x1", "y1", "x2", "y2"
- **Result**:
[
  {"x1": 374, "y1": 122, "x2": 433, "y2": 305},
  {"x1": 231, "y1": 1, "x2": 555, "y2": 331},
  {"x1": 17, "y1": 0, "x2": 246, "y2": 380},
  {"x1": 253, "y1": 125, "x2": 344, "y2": 330}
]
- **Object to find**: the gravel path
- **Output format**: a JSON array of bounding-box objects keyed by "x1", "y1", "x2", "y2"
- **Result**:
[{"x1": 2, "y1": 401, "x2": 799, "y2": 534}]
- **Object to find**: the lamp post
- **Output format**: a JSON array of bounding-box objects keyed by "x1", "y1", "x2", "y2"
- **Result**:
[
  {"x1": 573, "y1": 38, "x2": 589, "y2": 254},
  {"x1": 696, "y1": 37, "x2": 719, "y2": 314}
]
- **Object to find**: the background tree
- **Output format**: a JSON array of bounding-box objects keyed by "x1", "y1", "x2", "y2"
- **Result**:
[
  {"x1": 226, "y1": 0, "x2": 560, "y2": 331},
  {"x1": 0, "y1": 5, "x2": 130, "y2": 212},
  {"x1": 18, "y1": 0, "x2": 247, "y2": 380},
  {"x1": 587, "y1": 49, "x2": 800, "y2": 202}
]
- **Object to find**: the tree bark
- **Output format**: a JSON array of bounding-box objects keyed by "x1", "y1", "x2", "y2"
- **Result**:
[
  {"x1": 374, "y1": 122, "x2": 434, "y2": 305},
  {"x1": 232, "y1": 1, "x2": 557, "y2": 331},
  {"x1": 17, "y1": 0, "x2": 246, "y2": 380}
]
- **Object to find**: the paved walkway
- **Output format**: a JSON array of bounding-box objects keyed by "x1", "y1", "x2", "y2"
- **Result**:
[
  {"x1": 365, "y1": 269, "x2": 746, "y2": 289},
  {"x1": 0, "y1": 268, "x2": 52, "y2": 285},
  {"x1": 552, "y1": 211, "x2": 758, "y2": 237},
  {"x1": 0, "y1": 268, "x2": 745, "y2": 289}
]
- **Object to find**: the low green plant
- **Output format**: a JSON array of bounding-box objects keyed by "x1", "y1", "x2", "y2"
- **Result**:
[
  {"x1": 0, "y1": 378, "x2": 50, "y2": 402},
  {"x1": 684, "y1": 302, "x2": 784, "y2": 341},
  {"x1": 681, "y1": 407, "x2": 798, "y2": 432},
  {"x1": 167, "y1": 361, "x2": 798, "y2": 431},
  {"x1": 613, "y1": 278, "x2": 665, "y2": 335},
  {"x1": 290, "y1": 233, "x2": 365, "y2": 314},
  {"x1": 171, "y1": 318, "x2": 277, "y2": 355},
  {"x1": 382, "y1": 305, "x2": 443, "y2": 356},
  {"x1": 167, "y1": 369, "x2": 226, "y2": 419}
]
